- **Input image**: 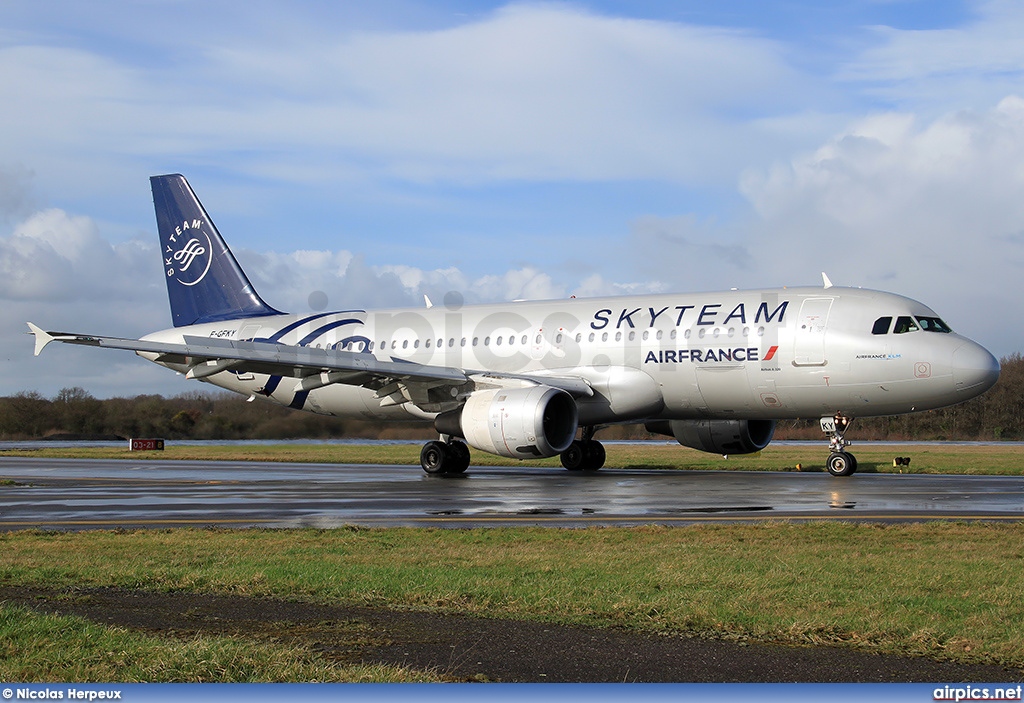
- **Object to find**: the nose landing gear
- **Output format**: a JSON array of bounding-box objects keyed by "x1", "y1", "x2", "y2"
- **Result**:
[{"x1": 822, "y1": 413, "x2": 858, "y2": 477}]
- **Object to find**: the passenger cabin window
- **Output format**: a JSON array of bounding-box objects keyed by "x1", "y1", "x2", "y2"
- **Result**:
[
  {"x1": 893, "y1": 316, "x2": 919, "y2": 334},
  {"x1": 916, "y1": 316, "x2": 952, "y2": 333},
  {"x1": 872, "y1": 317, "x2": 892, "y2": 335}
]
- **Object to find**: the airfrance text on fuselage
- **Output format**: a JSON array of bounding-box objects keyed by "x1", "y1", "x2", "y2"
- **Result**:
[{"x1": 645, "y1": 345, "x2": 780, "y2": 365}]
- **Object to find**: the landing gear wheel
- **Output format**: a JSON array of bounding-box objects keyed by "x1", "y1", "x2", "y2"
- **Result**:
[
  {"x1": 420, "y1": 440, "x2": 448, "y2": 474},
  {"x1": 560, "y1": 439, "x2": 605, "y2": 471},
  {"x1": 420, "y1": 439, "x2": 471, "y2": 475},
  {"x1": 821, "y1": 413, "x2": 857, "y2": 478},
  {"x1": 826, "y1": 451, "x2": 857, "y2": 477},
  {"x1": 582, "y1": 440, "x2": 606, "y2": 471},
  {"x1": 560, "y1": 441, "x2": 586, "y2": 471},
  {"x1": 447, "y1": 440, "x2": 471, "y2": 474}
]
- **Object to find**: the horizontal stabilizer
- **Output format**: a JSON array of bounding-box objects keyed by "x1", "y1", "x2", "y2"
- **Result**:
[{"x1": 26, "y1": 322, "x2": 54, "y2": 356}]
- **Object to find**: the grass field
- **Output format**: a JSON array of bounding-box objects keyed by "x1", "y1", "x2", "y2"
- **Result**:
[
  {"x1": 4, "y1": 441, "x2": 1024, "y2": 474},
  {"x1": 3, "y1": 523, "x2": 1024, "y2": 679},
  {"x1": 2, "y1": 442, "x2": 1023, "y2": 681},
  {"x1": 0, "y1": 603, "x2": 437, "y2": 682}
]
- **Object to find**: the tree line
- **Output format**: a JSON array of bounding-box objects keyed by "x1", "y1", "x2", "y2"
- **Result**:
[{"x1": 2, "y1": 355, "x2": 1021, "y2": 442}]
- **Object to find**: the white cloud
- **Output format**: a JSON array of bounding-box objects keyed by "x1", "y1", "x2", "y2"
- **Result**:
[
  {"x1": 244, "y1": 250, "x2": 572, "y2": 312},
  {"x1": 0, "y1": 3, "x2": 815, "y2": 191},
  {"x1": 741, "y1": 97, "x2": 1024, "y2": 245},
  {"x1": 0, "y1": 207, "x2": 170, "y2": 397},
  {"x1": 0, "y1": 202, "x2": 666, "y2": 396},
  {"x1": 736, "y1": 96, "x2": 1024, "y2": 355},
  {"x1": 0, "y1": 208, "x2": 159, "y2": 302}
]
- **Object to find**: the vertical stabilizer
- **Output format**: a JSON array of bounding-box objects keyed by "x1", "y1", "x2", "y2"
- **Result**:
[{"x1": 151, "y1": 174, "x2": 283, "y2": 327}]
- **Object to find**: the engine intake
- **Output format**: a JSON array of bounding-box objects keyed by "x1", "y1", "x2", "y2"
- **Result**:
[
  {"x1": 435, "y1": 386, "x2": 578, "y2": 460},
  {"x1": 645, "y1": 419, "x2": 775, "y2": 455}
]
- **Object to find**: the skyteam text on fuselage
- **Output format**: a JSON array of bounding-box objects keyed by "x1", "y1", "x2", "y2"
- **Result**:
[{"x1": 28, "y1": 175, "x2": 1001, "y2": 476}]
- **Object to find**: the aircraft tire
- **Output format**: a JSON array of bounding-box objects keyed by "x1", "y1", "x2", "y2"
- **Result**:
[
  {"x1": 447, "y1": 440, "x2": 471, "y2": 474},
  {"x1": 420, "y1": 441, "x2": 449, "y2": 474},
  {"x1": 560, "y1": 441, "x2": 586, "y2": 471},
  {"x1": 583, "y1": 440, "x2": 606, "y2": 470},
  {"x1": 826, "y1": 451, "x2": 856, "y2": 477}
]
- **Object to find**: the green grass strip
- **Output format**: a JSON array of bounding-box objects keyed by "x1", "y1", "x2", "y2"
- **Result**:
[
  {"x1": 3, "y1": 523, "x2": 1023, "y2": 671},
  {"x1": 3, "y1": 442, "x2": 1023, "y2": 474},
  {"x1": 0, "y1": 603, "x2": 438, "y2": 682}
]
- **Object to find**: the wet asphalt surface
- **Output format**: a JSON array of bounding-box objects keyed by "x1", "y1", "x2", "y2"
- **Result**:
[{"x1": 2, "y1": 457, "x2": 1022, "y2": 529}]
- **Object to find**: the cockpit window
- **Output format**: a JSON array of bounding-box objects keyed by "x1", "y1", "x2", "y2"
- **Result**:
[
  {"x1": 872, "y1": 316, "x2": 892, "y2": 335},
  {"x1": 916, "y1": 316, "x2": 952, "y2": 333},
  {"x1": 893, "y1": 316, "x2": 919, "y2": 334}
]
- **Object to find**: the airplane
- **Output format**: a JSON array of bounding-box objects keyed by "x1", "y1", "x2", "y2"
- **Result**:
[{"x1": 28, "y1": 174, "x2": 1001, "y2": 477}]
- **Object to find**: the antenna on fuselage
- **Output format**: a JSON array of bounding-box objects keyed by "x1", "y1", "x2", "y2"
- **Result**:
[{"x1": 822, "y1": 272, "x2": 834, "y2": 289}]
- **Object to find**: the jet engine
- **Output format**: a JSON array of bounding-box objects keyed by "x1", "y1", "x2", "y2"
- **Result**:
[
  {"x1": 645, "y1": 419, "x2": 775, "y2": 455},
  {"x1": 434, "y1": 386, "x2": 578, "y2": 460}
]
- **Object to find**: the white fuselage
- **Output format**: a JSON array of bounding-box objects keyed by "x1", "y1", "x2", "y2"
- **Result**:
[{"x1": 140, "y1": 285, "x2": 999, "y2": 426}]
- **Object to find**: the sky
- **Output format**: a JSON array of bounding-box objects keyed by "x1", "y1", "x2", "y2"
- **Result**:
[{"x1": 2, "y1": 0, "x2": 1024, "y2": 398}]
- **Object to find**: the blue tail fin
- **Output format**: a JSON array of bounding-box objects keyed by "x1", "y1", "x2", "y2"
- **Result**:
[{"x1": 151, "y1": 174, "x2": 283, "y2": 327}]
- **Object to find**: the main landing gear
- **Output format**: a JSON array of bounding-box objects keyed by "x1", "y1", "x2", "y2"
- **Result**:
[
  {"x1": 560, "y1": 426, "x2": 606, "y2": 471},
  {"x1": 420, "y1": 438, "x2": 470, "y2": 475},
  {"x1": 822, "y1": 412, "x2": 858, "y2": 477},
  {"x1": 418, "y1": 427, "x2": 607, "y2": 475}
]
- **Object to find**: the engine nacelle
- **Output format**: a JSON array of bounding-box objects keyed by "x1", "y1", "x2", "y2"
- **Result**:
[
  {"x1": 645, "y1": 419, "x2": 775, "y2": 455},
  {"x1": 436, "y1": 386, "x2": 578, "y2": 460}
]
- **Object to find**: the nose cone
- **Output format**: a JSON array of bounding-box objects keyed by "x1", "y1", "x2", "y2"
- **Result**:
[{"x1": 953, "y1": 342, "x2": 1000, "y2": 395}]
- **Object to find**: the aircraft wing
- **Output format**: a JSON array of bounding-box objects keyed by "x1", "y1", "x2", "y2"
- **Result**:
[{"x1": 27, "y1": 323, "x2": 593, "y2": 403}]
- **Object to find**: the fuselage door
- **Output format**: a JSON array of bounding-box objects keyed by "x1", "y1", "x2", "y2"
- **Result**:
[{"x1": 793, "y1": 297, "x2": 833, "y2": 366}]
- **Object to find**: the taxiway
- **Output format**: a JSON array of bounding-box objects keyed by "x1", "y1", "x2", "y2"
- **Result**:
[{"x1": 1, "y1": 456, "x2": 1022, "y2": 530}]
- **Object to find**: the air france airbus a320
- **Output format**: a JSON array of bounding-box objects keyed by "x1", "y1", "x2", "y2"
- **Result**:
[{"x1": 29, "y1": 175, "x2": 1000, "y2": 477}]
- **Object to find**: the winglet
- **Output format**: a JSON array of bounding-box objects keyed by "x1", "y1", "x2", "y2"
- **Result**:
[
  {"x1": 26, "y1": 322, "x2": 54, "y2": 356},
  {"x1": 822, "y1": 272, "x2": 834, "y2": 289}
]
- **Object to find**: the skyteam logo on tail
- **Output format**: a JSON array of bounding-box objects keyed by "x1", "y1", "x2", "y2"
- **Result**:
[{"x1": 165, "y1": 219, "x2": 213, "y2": 287}]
